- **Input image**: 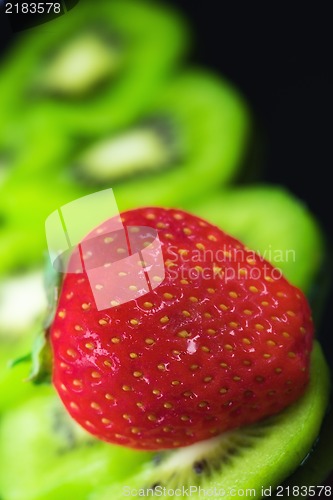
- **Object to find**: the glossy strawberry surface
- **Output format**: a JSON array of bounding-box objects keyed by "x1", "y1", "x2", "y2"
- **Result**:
[{"x1": 50, "y1": 207, "x2": 313, "y2": 450}]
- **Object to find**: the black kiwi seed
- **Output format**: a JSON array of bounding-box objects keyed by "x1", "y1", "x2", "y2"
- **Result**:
[
  {"x1": 153, "y1": 453, "x2": 163, "y2": 466},
  {"x1": 151, "y1": 482, "x2": 162, "y2": 490},
  {"x1": 193, "y1": 459, "x2": 207, "y2": 475},
  {"x1": 144, "y1": 115, "x2": 179, "y2": 152}
]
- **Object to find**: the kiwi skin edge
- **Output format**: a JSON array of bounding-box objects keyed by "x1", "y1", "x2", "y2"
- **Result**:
[
  {"x1": 273, "y1": 387, "x2": 333, "y2": 496},
  {"x1": 91, "y1": 341, "x2": 330, "y2": 500}
]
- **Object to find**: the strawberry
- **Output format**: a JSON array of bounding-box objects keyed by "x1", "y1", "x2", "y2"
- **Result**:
[{"x1": 50, "y1": 207, "x2": 313, "y2": 451}]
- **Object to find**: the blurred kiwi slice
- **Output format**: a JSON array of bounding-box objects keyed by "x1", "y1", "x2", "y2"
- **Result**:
[
  {"x1": 0, "y1": 343, "x2": 329, "y2": 500},
  {"x1": 73, "y1": 71, "x2": 250, "y2": 208},
  {"x1": 6, "y1": 71, "x2": 250, "y2": 204},
  {"x1": 0, "y1": 392, "x2": 153, "y2": 500},
  {"x1": 0, "y1": 0, "x2": 187, "y2": 135}
]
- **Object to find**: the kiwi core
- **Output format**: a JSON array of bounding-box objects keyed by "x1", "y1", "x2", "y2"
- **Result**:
[
  {"x1": 76, "y1": 123, "x2": 178, "y2": 182},
  {"x1": 38, "y1": 32, "x2": 122, "y2": 96}
]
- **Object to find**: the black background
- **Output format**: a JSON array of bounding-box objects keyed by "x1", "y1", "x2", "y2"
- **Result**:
[{"x1": 0, "y1": 2, "x2": 332, "y2": 359}]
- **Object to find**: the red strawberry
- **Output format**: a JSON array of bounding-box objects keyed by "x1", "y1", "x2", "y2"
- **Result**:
[{"x1": 50, "y1": 207, "x2": 313, "y2": 451}]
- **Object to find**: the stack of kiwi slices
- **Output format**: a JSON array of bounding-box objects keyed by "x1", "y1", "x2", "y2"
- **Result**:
[
  {"x1": 0, "y1": 0, "x2": 251, "y2": 277},
  {"x1": 0, "y1": 68, "x2": 250, "y2": 274},
  {"x1": 0, "y1": 1, "x2": 331, "y2": 499}
]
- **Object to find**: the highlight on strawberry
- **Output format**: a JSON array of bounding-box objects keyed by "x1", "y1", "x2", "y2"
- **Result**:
[{"x1": 49, "y1": 207, "x2": 314, "y2": 451}]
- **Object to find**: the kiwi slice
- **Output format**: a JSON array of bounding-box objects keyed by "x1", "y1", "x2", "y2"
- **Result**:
[
  {"x1": 0, "y1": 0, "x2": 187, "y2": 135},
  {"x1": 72, "y1": 70, "x2": 250, "y2": 207},
  {"x1": 0, "y1": 392, "x2": 153, "y2": 500},
  {"x1": 189, "y1": 185, "x2": 325, "y2": 294},
  {"x1": 0, "y1": 343, "x2": 329, "y2": 500},
  {"x1": 91, "y1": 342, "x2": 330, "y2": 499}
]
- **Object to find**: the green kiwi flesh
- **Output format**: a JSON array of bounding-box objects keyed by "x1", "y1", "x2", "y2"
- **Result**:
[
  {"x1": 0, "y1": 343, "x2": 329, "y2": 500},
  {"x1": 0, "y1": 393, "x2": 152, "y2": 500},
  {"x1": 0, "y1": 328, "x2": 52, "y2": 414}
]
